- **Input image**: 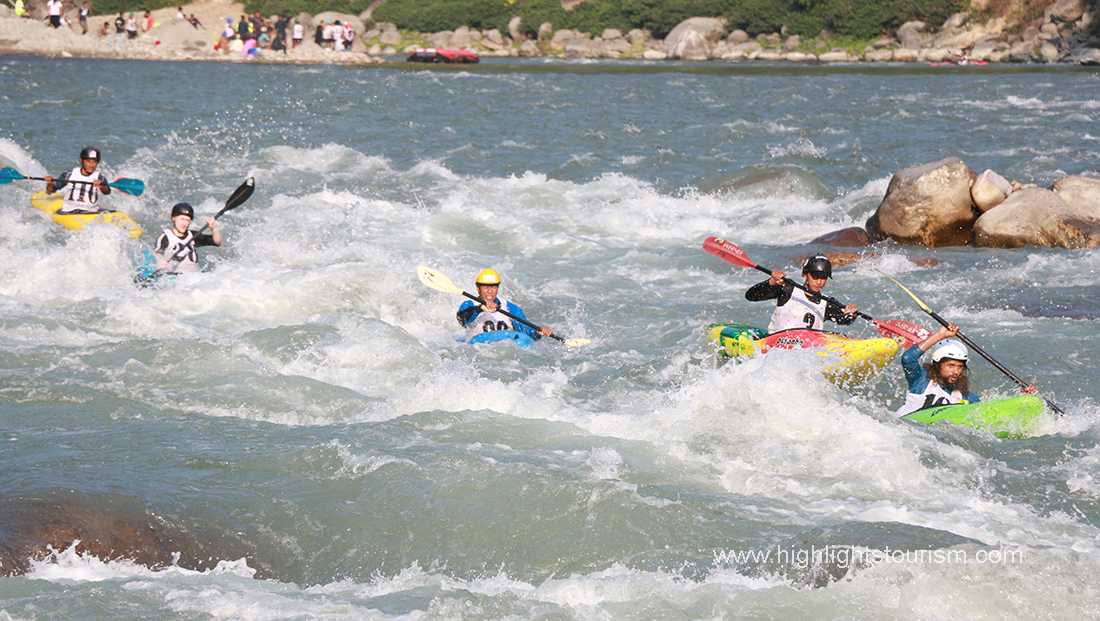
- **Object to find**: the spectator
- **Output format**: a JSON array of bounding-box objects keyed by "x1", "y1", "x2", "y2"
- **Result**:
[
  {"x1": 97, "y1": 20, "x2": 110, "y2": 36},
  {"x1": 314, "y1": 22, "x2": 323, "y2": 46},
  {"x1": 142, "y1": 10, "x2": 152, "y2": 32},
  {"x1": 114, "y1": 11, "x2": 124, "y2": 33},
  {"x1": 189, "y1": 14, "x2": 201, "y2": 28},
  {"x1": 292, "y1": 18, "x2": 303, "y2": 48},
  {"x1": 79, "y1": 1, "x2": 89, "y2": 34},
  {"x1": 176, "y1": 6, "x2": 184, "y2": 19},
  {"x1": 13, "y1": 0, "x2": 27, "y2": 18},
  {"x1": 257, "y1": 26, "x2": 269, "y2": 49},
  {"x1": 271, "y1": 28, "x2": 286, "y2": 53},
  {"x1": 46, "y1": 0, "x2": 63, "y2": 28},
  {"x1": 125, "y1": 11, "x2": 138, "y2": 38},
  {"x1": 342, "y1": 21, "x2": 354, "y2": 51}
]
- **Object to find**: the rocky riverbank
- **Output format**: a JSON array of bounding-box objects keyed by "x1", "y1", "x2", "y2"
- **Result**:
[{"x1": 2, "y1": 0, "x2": 1099, "y2": 65}]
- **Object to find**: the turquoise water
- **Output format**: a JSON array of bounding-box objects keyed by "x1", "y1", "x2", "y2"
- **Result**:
[{"x1": 1, "y1": 55, "x2": 1099, "y2": 619}]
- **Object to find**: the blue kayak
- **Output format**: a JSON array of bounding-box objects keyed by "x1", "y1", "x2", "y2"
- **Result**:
[{"x1": 464, "y1": 330, "x2": 536, "y2": 348}]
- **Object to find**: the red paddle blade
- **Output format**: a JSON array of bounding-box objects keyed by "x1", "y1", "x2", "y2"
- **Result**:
[
  {"x1": 702, "y1": 236, "x2": 757, "y2": 269},
  {"x1": 874, "y1": 319, "x2": 931, "y2": 349}
]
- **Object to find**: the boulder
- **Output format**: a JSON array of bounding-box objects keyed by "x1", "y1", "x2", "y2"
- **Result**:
[
  {"x1": 549, "y1": 28, "x2": 578, "y2": 50},
  {"x1": 818, "y1": 51, "x2": 852, "y2": 62},
  {"x1": 808, "y1": 227, "x2": 872, "y2": 247},
  {"x1": 601, "y1": 28, "x2": 622, "y2": 40},
  {"x1": 865, "y1": 48, "x2": 894, "y2": 61},
  {"x1": 486, "y1": 28, "x2": 504, "y2": 45},
  {"x1": 727, "y1": 29, "x2": 749, "y2": 43},
  {"x1": 971, "y1": 169, "x2": 1012, "y2": 212},
  {"x1": 379, "y1": 29, "x2": 402, "y2": 45},
  {"x1": 974, "y1": 187, "x2": 1100, "y2": 248},
  {"x1": 1046, "y1": 0, "x2": 1086, "y2": 23},
  {"x1": 508, "y1": 16, "x2": 523, "y2": 41},
  {"x1": 426, "y1": 31, "x2": 453, "y2": 48},
  {"x1": 152, "y1": 18, "x2": 210, "y2": 51},
  {"x1": 783, "y1": 34, "x2": 800, "y2": 52},
  {"x1": 626, "y1": 29, "x2": 648, "y2": 44},
  {"x1": 865, "y1": 157, "x2": 977, "y2": 246},
  {"x1": 518, "y1": 40, "x2": 540, "y2": 57},
  {"x1": 450, "y1": 26, "x2": 472, "y2": 47},
  {"x1": 942, "y1": 12, "x2": 970, "y2": 31},
  {"x1": 598, "y1": 38, "x2": 630, "y2": 57},
  {"x1": 537, "y1": 22, "x2": 552, "y2": 40},
  {"x1": 663, "y1": 17, "x2": 725, "y2": 59},
  {"x1": 1052, "y1": 175, "x2": 1100, "y2": 211},
  {"x1": 893, "y1": 48, "x2": 918, "y2": 61},
  {"x1": 563, "y1": 36, "x2": 592, "y2": 58},
  {"x1": 1041, "y1": 41, "x2": 1060, "y2": 61}
]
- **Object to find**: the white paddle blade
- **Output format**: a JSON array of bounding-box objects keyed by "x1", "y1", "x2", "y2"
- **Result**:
[
  {"x1": 563, "y1": 338, "x2": 591, "y2": 347},
  {"x1": 417, "y1": 266, "x2": 462, "y2": 295}
]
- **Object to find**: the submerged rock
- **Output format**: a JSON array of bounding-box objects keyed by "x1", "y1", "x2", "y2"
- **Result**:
[{"x1": 697, "y1": 165, "x2": 831, "y2": 201}]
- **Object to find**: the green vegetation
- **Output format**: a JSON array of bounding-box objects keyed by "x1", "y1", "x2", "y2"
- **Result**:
[{"x1": 90, "y1": 0, "x2": 967, "y2": 39}]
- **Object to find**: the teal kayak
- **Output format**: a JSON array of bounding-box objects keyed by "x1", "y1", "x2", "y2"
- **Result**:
[
  {"x1": 464, "y1": 330, "x2": 536, "y2": 348},
  {"x1": 902, "y1": 395, "x2": 1046, "y2": 438}
]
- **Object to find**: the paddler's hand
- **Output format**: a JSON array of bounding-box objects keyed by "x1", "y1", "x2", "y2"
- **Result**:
[
  {"x1": 842, "y1": 304, "x2": 859, "y2": 317},
  {"x1": 481, "y1": 300, "x2": 498, "y2": 313},
  {"x1": 206, "y1": 217, "x2": 218, "y2": 229},
  {"x1": 44, "y1": 175, "x2": 54, "y2": 192},
  {"x1": 1022, "y1": 384, "x2": 1038, "y2": 395},
  {"x1": 537, "y1": 326, "x2": 552, "y2": 337},
  {"x1": 768, "y1": 270, "x2": 785, "y2": 287}
]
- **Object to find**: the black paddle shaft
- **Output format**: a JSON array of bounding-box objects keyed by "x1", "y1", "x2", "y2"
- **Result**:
[
  {"x1": 463, "y1": 291, "x2": 565, "y2": 344},
  {"x1": 922, "y1": 308, "x2": 1065, "y2": 415}
]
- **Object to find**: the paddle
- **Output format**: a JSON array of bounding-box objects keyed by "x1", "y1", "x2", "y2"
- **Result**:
[
  {"x1": 417, "y1": 266, "x2": 590, "y2": 347},
  {"x1": 134, "y1": 177, "x2": 254, "y2": 284},
  {"x1": 0, "y1": 166, "x2": 145, "y2": 196},
  {"x1": 702, "y1": 236, "x2": 929, "y2": 347},
  {"x1": 876, "y1": 268, "x2": 1065, "y2": 415}
]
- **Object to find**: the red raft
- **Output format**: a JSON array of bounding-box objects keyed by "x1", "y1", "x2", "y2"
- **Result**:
[{"x1": 406, "y1": 48, "x2": 479, "y2": 64}]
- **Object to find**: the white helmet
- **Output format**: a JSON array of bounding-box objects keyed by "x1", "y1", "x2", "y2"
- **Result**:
[{"x1": 931, "y1": 340, "x2": 968, "y2": 364}]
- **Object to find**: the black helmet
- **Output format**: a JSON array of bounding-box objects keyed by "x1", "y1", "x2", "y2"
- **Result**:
[
  {"x1": 79, "y1": 147, "x2": 101, "y2": 161},
  {"x1": 802, "y1": 254, "x2": 832, "y2": 279},
  {"x1": 171, "y1": 202, "x2": 194, "y2": 218}
]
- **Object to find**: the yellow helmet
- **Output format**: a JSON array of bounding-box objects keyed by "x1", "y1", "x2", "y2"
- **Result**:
[{"x1": 475, "y1": 269, "x2": 500, "y2": 285}]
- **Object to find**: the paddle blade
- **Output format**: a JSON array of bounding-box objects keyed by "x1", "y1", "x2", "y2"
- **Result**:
[
  {"x1": 220, "y1": 177, "x2": 255, "y2": 216},
  {"x1": 875, "y1": 269, "x2": 934, "y2": 315},
  {"x1": 703, "y1": 236, "x2": 758, "y2": 269},
  {"x1": 562, "y1": 338, "x2": 591, "y2": 347},
  {"x1": 418, "y1": 266, "x2": 463, "y2": 295},
  {"x1": 874, "y1": 319, "x2": 931, "y2": 349},
  {"x1": 108, "y1": 177, "x2": 145, "y2": 196},
  {"x1": 0, "y1": 167, "x2": 26, "y2": 184}
]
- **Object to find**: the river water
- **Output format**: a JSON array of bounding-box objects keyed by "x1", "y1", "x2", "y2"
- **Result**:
[{"x1": 1, "y1": 55, "x2": 1099, "y2": 619}]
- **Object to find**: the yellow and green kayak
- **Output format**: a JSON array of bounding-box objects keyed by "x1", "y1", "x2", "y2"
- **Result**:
[
  {"x1": 902, "y1": 395, "x2": 1046, "y2": 438},
  {"x1": 31, "y1": 191, "x2": 142, "y2": 239},
  {"x1": 706, "y1": 323, "x2": 899, "y2": 387}
]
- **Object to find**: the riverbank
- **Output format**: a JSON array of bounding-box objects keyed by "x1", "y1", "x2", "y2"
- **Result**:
[{"x1": 1, "y1": 0, "x2": 1098, "y2": 65}]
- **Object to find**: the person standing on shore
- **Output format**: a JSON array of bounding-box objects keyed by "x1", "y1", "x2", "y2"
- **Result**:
[
  {"x1": 79, "y1": 1, "x2": 89, "y2": 34},
  {"x1": 46, "y1": 0, "x2": 63, "y2": 28},
  {"x1": 114, "y1": 11, "x2": 124, "y2": 33},
  {"x1": 142, "y1": 10, "x2": 153, "y2": 33},
  {"x1": 125, "y1": 12, "x2": 138, "y2": 38},
  {"x1": 292, "y1": 18, "x2": 303, "y2": 48},
  {"x1": 342, "y1": 21, "x2": 355, "y2": 51}
]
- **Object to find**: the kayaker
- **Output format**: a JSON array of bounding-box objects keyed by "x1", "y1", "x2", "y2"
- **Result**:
[
  {"x1": 744, "y1": 254, "x2": 859, "y2": 333},
  {"x1": 896, "y1": 322, "x2": 1037, "y2": 416},
  {"x1": 456, "y1": 269, "x2": 552, "y2": 341},
  {"x1": 153, "y1": 202, "x2": 222, "y2": 274},
  {"x1": 44, "y1": 147, "x2": 112, "y2": 215}
]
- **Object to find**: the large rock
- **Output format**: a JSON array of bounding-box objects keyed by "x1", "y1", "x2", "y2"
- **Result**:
[
  {"x1": 563, "y1": 35, "x2": 592, "y2": 58},
  {"x1": 1046, "y1": 0, "x2": 1086, "y2": 23},
  {"x1": 663, "y1": 17, "x2": 724, "y2": 59},
  {"x1": 974, "y1": 186, "x2": 1100, "y2": 248},
  {"x1": 865, "y1": 157, "x2": 977, "y2": 246},
  {"x1": 518, "y1": 40, "x2": 540, "y2": 57},
  {"x1": 971, "y1": 169, "x2": 1012, "y2": 212},
  {"x1": 1052, "y1": 175, "x2": 1100, "y2": 211},
  {"x1": 549, "y1": 28, "x2": 578, "y2": 51},
  {"x1": 508, "y1": 16, "x2": 523, "y2": 41},
  {"x1": 426, "y1": 31, "x2": 453, "y2": 48}
]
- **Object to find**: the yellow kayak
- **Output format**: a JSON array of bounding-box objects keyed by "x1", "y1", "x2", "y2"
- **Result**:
[
  {"x1": 31, "y1": 191, "x2": 142, "y2": 239},
  {"x1": 707, "y1": 323, "x2": 899, "y2": 387}
]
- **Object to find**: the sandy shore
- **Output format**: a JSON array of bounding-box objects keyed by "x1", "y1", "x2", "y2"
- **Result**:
[{"x1": 0, "y1": 0, "x2": 385, "y2": 65}]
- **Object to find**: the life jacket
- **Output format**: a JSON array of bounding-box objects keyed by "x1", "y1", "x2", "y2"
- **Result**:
[
  {"x1": 58, "y1": 167, "x2": 103, "y2": 214},
  {"x1": 156, "y1": 229, "x2": 200, "y2": 273},
  {"x1": 895, "y1": 380, "x2": 970, "y2": 417},
  {"x1": 464, "y1": 298, "x2": 516, "y2": 339},
  {"x1": 767, "y1": 290, "x2": 828, "y2": 332}
]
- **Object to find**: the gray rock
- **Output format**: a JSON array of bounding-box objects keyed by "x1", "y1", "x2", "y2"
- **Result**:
[
  {"x1": 1046, "y1": 0, "x2": 1086, "y2": 23},
  {"x1": 486, "y1": 28, "x2": 503, "y2": 45},
  {"x1": 974, "y1": 186, "x2": 1100, "y2": 248},
  {"x1": 563, "y1": 35, "x2": 592, "y2": 58},
  {"x1": 626, "y1": 29, "x2": 648, "y2": 44},
  {"x1": 508, "y1": 16, "x2": 523, "y2": 41},
  {"x1": 601, "y1": 28, "x2": 622, "y2": 40},
  {"x1": 865, "y1": 48, "x2": 894, "y2": 61},
  {"x1": 971, "y1": 169, "x2": 1012, "y2": 212},
  {"x1": 549, "y1": 28, "x2": 577, "y2": 51},
  {"x1": 537, "y1": 22, "x2": 552, "y2": 40},
  {"x1": 728, "y1": 29, "x2": 749, "y2": 43},
  {"x1": 426, "y1": 31, "x2": 453, "y2": 48},
  {"x1": 783, "y1": 34, "x2": 800, "y2": 52},
  {"x1": 865, "y1": 157, "x2": 977, "y2": 246},
  {"x1": 379, "y1": 29, "x2": 402, "y2": 45},
  {"x1": 663, "y1": 17, "x2": 725, "y2": 58},
  {"x1": 1041, "y1": 41, "x2": 1060, "y2": 61},
  {"x1": 698, "y1": 165, "x2": 831, "y2": 200},
  {"x1": 363, "y1": 28, "x2": 380, "y2": 40},
  {"x1": 518, "y1": 39, "x2": 540, "y2": 57},
  {"x1": 942, "y1": 12, "x2": 970, "y2": 31},
  {"x1": 1052, "y1": 175, "x2": 1100, "y2": 211}
]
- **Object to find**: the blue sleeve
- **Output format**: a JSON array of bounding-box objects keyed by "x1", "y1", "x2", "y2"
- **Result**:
[
  {"x1": 900, "y1": 345, "x2": 930, "y2": 394},
  {"x1": 456, "y1": 300, "x2": 477, "y2": 327},
  {"x1": 504, "y1": 301, "x2": 539, "y2": 339},
  {"x1": 53, "y1": 170, "x2": 71, "y2": 190}
]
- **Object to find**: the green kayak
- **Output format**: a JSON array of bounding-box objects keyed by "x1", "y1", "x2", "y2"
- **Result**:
[{"x1": 902, "y1": 395, "x2": 1046, "y2": 438}]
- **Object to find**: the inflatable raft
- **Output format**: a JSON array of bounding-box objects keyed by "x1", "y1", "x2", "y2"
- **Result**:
[
  {"x1": 902, "y1": 395, "x2": 1045, "y2": 438},
  {"x1": 464, "y1": 329, "x2": 535, "y2": 348},
  {"x1": 406, "y1": 48, "x2": 479, "y2": 64},
  {"x1": 31, "y1": 191, "x2": 142, "y2": 239},
  {"x1": 706, "y1": 323, "x2": 899, "y2": 386}
]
